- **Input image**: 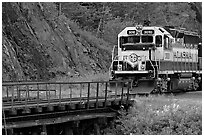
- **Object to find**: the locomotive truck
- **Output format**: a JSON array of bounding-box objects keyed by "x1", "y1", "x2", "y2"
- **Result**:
[{"x1": 109, "y1": 25, "x2": 202, "y2": 93}]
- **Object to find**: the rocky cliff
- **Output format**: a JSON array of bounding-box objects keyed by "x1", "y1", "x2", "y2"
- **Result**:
[{"x1": 2, "y1": 2, "x2": 111, "y2": 81}]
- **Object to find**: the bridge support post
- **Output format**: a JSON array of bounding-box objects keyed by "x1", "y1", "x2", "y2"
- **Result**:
[
  {"x1": 41, "y1": 125, "x2": 47, "y2": 135},
  {"x1": 73, "y1": 121, "x2": 80, "y2": 134},
  {"x1": 32, "y1": 131, "x2": 39, "y2": 135},
  {"x1": 46, "y1": 105, "x2": 54, "y2": 112},
  {"x1": 9, "y1": 109, "x2": 17, "y2": 116},
  {"x1": 34, "y1": 107, "x2": 42, "y2": 113},
  {"x1": 64, "y1": 126, "x2": 73, "y2": 135},
  {"x1": 107, "y1": 117, "x2": 115, "y2": 129},
  {"x1": 94, "y1": 123, "x2": 100, "y2": 135},
  {"x1": 98, "y1": 117, "x2": 107, "y2": 126},
  {"x1": 7, "y1": 128, "x2": 14, "y2": 135}
]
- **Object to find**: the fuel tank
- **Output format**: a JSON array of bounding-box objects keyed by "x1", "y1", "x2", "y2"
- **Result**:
[{"x1": 170, "y1": 78, "x2": 192, "y2": 91}]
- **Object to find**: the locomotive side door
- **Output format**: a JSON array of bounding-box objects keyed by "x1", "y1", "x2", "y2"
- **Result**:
[
  {"x1": 153, "y1": 35, "x2": 163, "y2": 61},
  {"x1": 163, "y1": 35, "x2": 173, "y2": 59},
  {"x1": 162, "y1": 35, "x2": 174, "y2": 70}
]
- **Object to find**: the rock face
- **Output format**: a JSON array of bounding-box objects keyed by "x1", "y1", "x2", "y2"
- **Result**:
[{"x1": 2, "y1": 2, "x2": 111, "y2": 81}]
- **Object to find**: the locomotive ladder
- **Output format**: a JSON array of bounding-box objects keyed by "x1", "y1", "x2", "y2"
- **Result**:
[{"x1": 149, "y1": 50, "x2": 160, "y2": 78}]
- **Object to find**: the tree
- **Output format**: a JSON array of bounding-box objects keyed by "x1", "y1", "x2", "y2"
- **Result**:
[{"x1": 61, "y1": 2, "x2": 201, "y2": 35}]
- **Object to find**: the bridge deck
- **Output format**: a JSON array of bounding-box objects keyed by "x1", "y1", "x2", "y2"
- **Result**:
[
  {"x1": 2, "y1": 80, "x2": 134, "y2": 130},
  {"x1": 2, "y1": 80, "x2": 132, "y2": 115}
]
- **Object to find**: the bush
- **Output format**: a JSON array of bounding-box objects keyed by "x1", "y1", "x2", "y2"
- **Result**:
[
  {"x1": 103, "y1": 18, "x2": 135, "y2": 45},
  {"x1": 51, "y1": 72, "x2": 109, "y2": 82},
  {"x1": 104, "y1": 95, "x2": 202, "y2": 135}
]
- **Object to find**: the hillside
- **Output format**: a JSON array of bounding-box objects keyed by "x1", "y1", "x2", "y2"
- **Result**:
[
  {"x1": 2, "y1": 2, "x2": 202, "y2": 81},
  {"x1": 61, "y1": 2, "x2": 202, "y2": 44},
  {"x1": 2, "y1": 2, "x2": 111, "y2": 81}
]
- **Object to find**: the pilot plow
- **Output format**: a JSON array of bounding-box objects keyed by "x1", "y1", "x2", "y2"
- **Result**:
[{"x1": 109, "y1": 79, "x2": 156, "y2": 95}]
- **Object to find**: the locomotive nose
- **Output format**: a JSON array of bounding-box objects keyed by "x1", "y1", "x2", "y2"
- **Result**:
[{"x1": 129, "y1": 53, "x2": 138, "y2": 63}]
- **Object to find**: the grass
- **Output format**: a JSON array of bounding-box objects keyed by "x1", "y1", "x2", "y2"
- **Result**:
[{"x1": 104, "y1": 95, "x2": 202, "y2": 135}]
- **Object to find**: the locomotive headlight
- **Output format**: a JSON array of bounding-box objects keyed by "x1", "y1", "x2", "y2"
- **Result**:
[
  {"x1": 138, "y1": 56, "x2": 141, "y2": 61},
  {"x1": 167, "y1": 78, "x2": 170, "y2": 81},
  {"x1": 140, "y1": 64, "x2": 145, "y2": 70},
  {"x1": 118, "y1": 64, "x2": 122, "y2": 71},
  {"x1": 198, "y1": 77, "x2": 201, "y2": 80}
]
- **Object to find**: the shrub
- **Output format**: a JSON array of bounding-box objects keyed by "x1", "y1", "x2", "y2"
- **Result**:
[
  {"x1": 104, "y1": 95, "x2": 202, "y2": 135},
  {"x1": 103, "y1": 18, "x2": 135, "y2": 45}
]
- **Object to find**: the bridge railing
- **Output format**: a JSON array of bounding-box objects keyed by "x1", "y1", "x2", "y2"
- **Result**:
[{"x1": 2, "y1": 80, "x2": 132, "y2": 109}]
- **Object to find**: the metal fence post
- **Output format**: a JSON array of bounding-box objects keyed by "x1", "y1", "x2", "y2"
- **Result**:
[
  {"x1": 104, "y1": 82, "x2": 108, "y2": 107},
  {"x1": 11, "y1": 86, "x2": 14, "y2": 109},
  {"x1": 59, "y1": 84, "x2": 61, "y2": 104},
  {"x1": 96, "y1": 83, "x2": 99, "y2": 108},
  {"x1": 6, "y1": 87, "x2": 9, "y2": 102},
  {"x1": 87, "y1": 83, "x2": 90, "y2": 109},
  {"x1": 80, "y1": 84, "x2": 82, "y2": 104},
  {"x1": 126, "y1": 81, "x2": 130, "y2": 105},
  {"x1": 37, "y1": 84, "x2": 40, "y2": 107}
]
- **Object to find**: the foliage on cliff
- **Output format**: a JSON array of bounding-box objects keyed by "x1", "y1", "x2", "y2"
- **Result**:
[
  {"x1": 62, "y1": 2, "x2": 202, "y2": 44},
  {"x1": 2, "y1": 2, "x2": 111, "y2": 81},
  {"x1": 2, "y1": 2, "x2": 202, "y2": 81}
]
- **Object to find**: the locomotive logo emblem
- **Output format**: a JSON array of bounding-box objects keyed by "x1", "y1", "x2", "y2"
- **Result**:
[{"x1": 129, "y1": 53, "x2": 138, "y2": 63}]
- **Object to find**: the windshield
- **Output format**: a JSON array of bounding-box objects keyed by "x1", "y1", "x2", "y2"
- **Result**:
[
  {"x1": 141, "y1": 36, "x2": 153, "y2": 43},
  {"x1": 120, "y1": 36, "x2": 140, "y2": 44},
  {"x1": 120, "y1": 36, "x2": 154, "y2": 50},
  {"x1": 120, "y1": 36, "x2": 153, "y2": 45}
]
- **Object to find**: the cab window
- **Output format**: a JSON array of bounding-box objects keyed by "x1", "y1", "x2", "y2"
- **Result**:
[
  {"x1": 164, "y1": 35, "x2": 169, "y2": 49},
  {"x1": 155, "y1": 35, "x2": 162, "y2": 47}
]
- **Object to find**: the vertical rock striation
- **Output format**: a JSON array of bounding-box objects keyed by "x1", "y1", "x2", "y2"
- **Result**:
[{"x1": 2, "y1": 2, "x2": 111, "y2": 81}]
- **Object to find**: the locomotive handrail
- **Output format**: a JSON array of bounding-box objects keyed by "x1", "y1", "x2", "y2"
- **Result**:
[
  {"x1": 109, "y1": 55, "x2": 119, "y2": 73},
  {"x1": 149, "y1": 59, "x2": 156, "y2": 78},
  {"x1": 111, "y1": 45, "x2": 117, "y2": 61},
  {"x1": 154, "y1": 50, "x2": 159, "y2": 78}
]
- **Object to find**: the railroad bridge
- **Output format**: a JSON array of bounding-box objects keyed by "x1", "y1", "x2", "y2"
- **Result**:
[{"x1": 2, "y1": 80, "x2": 135, "y2": 135}]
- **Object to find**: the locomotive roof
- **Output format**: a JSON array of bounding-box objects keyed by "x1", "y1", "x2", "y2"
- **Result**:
[
  {"x1": 164, "y1": 27, "x2": 200, "y2": 37},
  {"x1": 118, "y1": 26, "x2": 172, "y2": 38},
  {"x1": 119, "y1": 26, "x2": 200, "y2": 39}
]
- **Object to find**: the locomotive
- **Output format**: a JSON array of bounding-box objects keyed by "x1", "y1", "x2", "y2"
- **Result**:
[{"x1": 109, "y1": 25, "x2": 202, "y2": 93}]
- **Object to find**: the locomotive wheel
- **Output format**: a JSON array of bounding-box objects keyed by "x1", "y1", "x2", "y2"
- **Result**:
[
  {"x1": 132, "y1": 79, "x2": 139, "y2": 87},
  {"x1": 197, "y1": 80, "x2": 202, "y2": 91},
  {"x1": 154, "y1": 78, "x2": 168, "y2": 94},
  {"x1": 191, "y1": 81, "x2": 199, "y2": 91},
  {"x1": 167, "y1": 81, "x2": 173, "y2": 92},
  {"x1": 161, "y1": 79, "x2": 168, "y2": 93}
]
